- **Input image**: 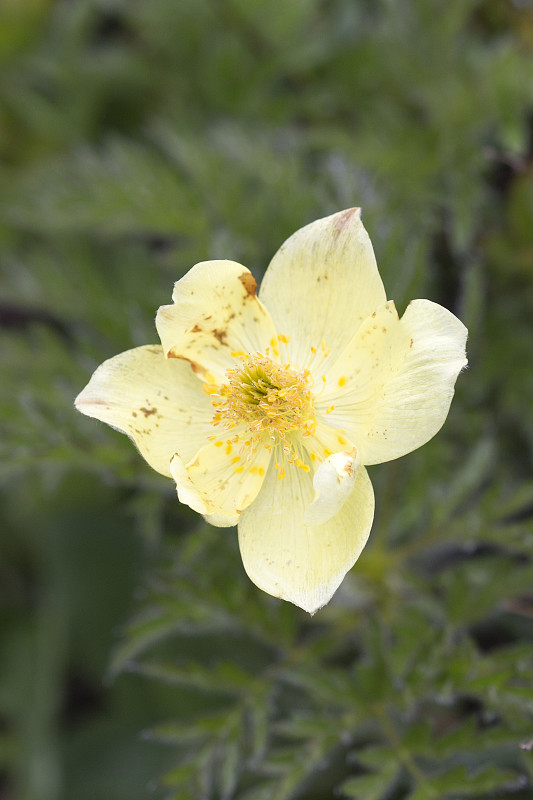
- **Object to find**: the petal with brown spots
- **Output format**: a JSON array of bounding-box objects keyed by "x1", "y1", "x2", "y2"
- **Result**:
[
  {"x1": 156, "y1": 260, "x2": 278, "y2": 384},
  {"x1": 259, "y1": 209, "x2": 386, "y2": 371},
  {"x1": 75, "y1": 345, "x2": 213, "y2": 477}
]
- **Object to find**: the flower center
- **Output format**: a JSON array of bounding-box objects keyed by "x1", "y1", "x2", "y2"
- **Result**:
[{"x1": 206, "y1": 353, "x2": 317, "y2": 453}]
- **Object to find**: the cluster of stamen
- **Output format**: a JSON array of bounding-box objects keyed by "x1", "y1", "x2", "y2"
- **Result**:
[{"x1": 205, "y1": 346, "x2": 317, "y2": 467}]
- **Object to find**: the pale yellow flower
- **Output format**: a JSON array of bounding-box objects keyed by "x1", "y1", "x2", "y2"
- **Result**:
[{"x1": 75, "y1": 209, "x2": 467, "y2": 613}]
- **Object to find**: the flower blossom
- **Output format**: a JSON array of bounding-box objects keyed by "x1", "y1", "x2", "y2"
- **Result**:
[{"x1": 75, "y1": 209, "x2": 467, "y2": 613}]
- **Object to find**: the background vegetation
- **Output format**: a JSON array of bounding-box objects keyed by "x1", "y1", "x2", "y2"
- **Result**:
[{"x1": 1, "y1": 0, "x2": 533, "y2": 798}]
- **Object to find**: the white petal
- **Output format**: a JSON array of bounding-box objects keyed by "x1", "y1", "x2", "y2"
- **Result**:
[
  {"x1": 156, "y1": 260, "x2": 278, "y2": 384},
  {"x1": 259, "y1": 208, "x2": 386, "y2": 369},
  {"x1": 75, "y1": 345, "x2": 213, "y2": 476},
  {"x1": 319, "y1": 300, "x2": 468, "y2": 465},
  {"x1": 304, "y1": 449, "x2": 360, "y2": 527},
  {"x1": 238, "y1": 458, "x2": 375, "y2": 614},
  {"x1": 170, "y1": 436, "x2": 271, "y2": 526}
]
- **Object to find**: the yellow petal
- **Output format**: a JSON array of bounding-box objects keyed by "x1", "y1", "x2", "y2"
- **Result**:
[
  {"x1": 304, "y1": 449, "x2": 360, "y2": 527},
  {"x1": 259, "y1": 208, "x2": 386, "y2": 369},
  {"x1": 319, "y1": 299, "x2": 468, "y2": 465},
  {"x1": 169, "y1": 436, "x2": 271, "y2": 526},
  {"x1": 156, "y1": 260, "x2": 278, "y2": 383},
  {"x1": 302, "y1": 420, "x2": 355, "y2": 463},
  {"x1": 238, "y1": 458, "x2": 375, "y2": 614},
  {"x1": 75, "y1": 345, "x2": 213, "y2": 476}
]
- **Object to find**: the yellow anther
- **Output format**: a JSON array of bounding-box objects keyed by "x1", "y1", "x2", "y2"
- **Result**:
[
  {"x1": 269, "y1": 337, "x2": 280, "y2": 356},
  {"x1": 249, "y1": 465, "x2": 266, "y2": 476},
  {"x1": 338, "y1": 376, "x2": 346, "y2": 387}
]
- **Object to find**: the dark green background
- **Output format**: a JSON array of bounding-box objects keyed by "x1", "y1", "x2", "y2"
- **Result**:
[{"x1": 1, "y1": 1, "x2": 533, "y2": 798}]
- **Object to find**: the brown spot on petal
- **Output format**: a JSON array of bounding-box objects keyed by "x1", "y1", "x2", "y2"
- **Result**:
[
  {"x1": 187, "y1": 358, "x2": 207, "y2": 377},
  {"x1": 239, "y1": 272, "x2": 257, "y2": 297},
  {"x1": 213, "y1": 328, "x2": 228, "y2": 345},
  {"x1": 140, "y1": 407, "x2": 157, "y2": 417},
  {"x1": 332, "y1": 207, "x2": 359, "y2": 235},
  {"x1": 167, "y1": 348, "x2": 206, "y2": 377},
  {"x1": 190, "y1": 324, "x2": 202, "y2": 333}
]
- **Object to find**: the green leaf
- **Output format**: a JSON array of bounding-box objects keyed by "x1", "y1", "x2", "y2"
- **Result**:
[{"x1": 340, "y1": 760, "x2": 399, "y2": 800}]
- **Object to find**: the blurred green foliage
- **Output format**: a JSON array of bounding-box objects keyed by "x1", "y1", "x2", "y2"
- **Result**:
[{"x1": 1, "y1": 0, "x2": 533, "y2": 798}]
